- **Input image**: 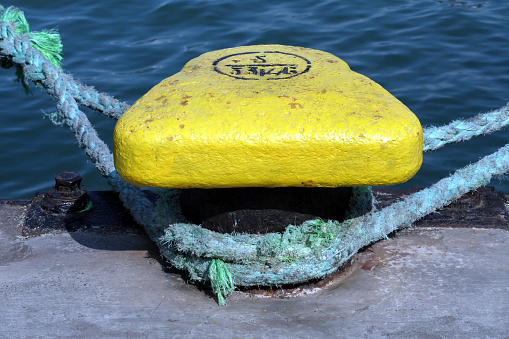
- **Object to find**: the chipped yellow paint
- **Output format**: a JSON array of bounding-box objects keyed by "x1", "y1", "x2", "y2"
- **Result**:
[{"x1": 113, "y1": 45, "x2": 422, "y2": 188}]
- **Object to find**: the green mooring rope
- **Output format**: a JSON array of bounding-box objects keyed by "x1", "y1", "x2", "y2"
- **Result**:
[{"x1": 2, "y1": 5, "x2": 509, "y2": 305}]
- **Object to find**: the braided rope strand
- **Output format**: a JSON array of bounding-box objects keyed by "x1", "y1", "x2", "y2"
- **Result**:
[
  {"x1": 0, "y1": 17, "x2": 129, "y2": 119},
  {"x1": 423, "y1": 103, "x2": 509, "y2": 151}
]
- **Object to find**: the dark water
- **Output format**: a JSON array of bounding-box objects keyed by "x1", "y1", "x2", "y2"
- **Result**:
[{"x1": 1, "y1": 0, "x2": 508, "y2": 198}]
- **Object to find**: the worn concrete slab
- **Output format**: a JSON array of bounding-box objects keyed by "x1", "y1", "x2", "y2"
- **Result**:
[{"x1": 1, "y1": 200, "x2": 508, "y2": 338}]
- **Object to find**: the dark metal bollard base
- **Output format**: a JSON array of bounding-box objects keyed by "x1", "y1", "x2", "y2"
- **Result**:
[
  {"x1": 374, "y1": 186, "x2": 509, "y2": 230},
  {"x1": 23, "y1": 191, "x2": 157, "y2": 237},
  {"x1": 180, "y1": 187, "x2": 353, "y2": 234}
]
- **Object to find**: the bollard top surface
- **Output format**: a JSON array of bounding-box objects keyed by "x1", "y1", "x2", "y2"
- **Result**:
[{"x1": 113, "y1": 45, "x2": 422, "y2": 188}]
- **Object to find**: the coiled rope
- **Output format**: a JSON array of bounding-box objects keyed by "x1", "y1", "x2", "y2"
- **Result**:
[{"x1": 2, "y1": 5, "x2": 508, "y2": 305}]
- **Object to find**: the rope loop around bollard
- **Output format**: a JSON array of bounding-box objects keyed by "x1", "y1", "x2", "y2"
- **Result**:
[{"x1": 1, "y1": 4, "x2": 509, "y2": 305}]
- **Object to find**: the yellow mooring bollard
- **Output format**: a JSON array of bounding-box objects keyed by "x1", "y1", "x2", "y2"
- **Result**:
[{"x1": 113, "y1": 45, "x2": 422, "y2": 189}]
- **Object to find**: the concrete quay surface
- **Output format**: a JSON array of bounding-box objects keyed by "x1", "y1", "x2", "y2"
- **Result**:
[{"x1": 1, "y1": 189, "x2": 508, "y2": 338}]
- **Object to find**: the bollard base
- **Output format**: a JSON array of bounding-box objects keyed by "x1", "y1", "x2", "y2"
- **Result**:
[{"x1": 179, "y1": 187, "x2": 353, "y2": 234}]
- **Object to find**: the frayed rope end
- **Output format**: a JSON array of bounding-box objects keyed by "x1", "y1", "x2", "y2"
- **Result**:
[
  {"x1": 208, "y1": 259, "x2": 235, "y2": 306},
  {"x1": 1, "y1": 5, "x2": 63, "y2": 93}
]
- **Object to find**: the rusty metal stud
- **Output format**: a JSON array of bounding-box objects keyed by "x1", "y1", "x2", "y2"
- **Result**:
[
  {"x1": 41, "y1": 171, "x2": 91, "y2": 214},
  {"x1": 54, "y1": 171, "x2": 83, "y2": 194}
]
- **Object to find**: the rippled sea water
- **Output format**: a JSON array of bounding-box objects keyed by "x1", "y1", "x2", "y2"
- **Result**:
[{"x1": 1, "y1": 0, "x2": 508, "y2": 198}]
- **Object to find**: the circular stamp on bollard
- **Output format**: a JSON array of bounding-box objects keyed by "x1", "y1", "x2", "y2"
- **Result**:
[{"x1": 213, "y1": 51, "x2": 311, "y2": 80}]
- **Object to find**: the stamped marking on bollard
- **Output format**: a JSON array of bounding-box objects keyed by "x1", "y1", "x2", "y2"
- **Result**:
[{"x1": 213, "y1": 51, "x2": 311, "y2": 80}]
